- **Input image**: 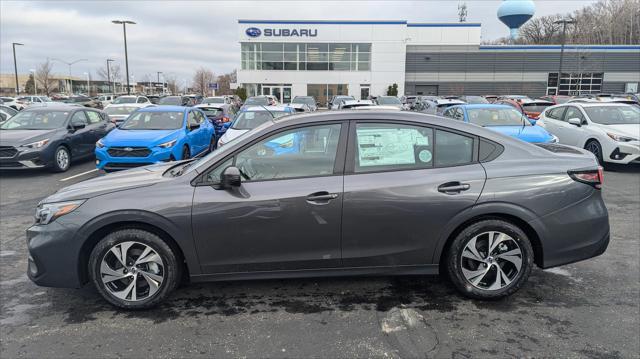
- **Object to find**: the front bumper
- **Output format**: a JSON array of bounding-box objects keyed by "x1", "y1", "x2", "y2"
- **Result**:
[
  {"x1": 95, "y1": 146, "x2": 175, "y2": 171},
  {"x1": 605, "y1": 142, "x2": 640, "y2": 164},
  {"x1": 0, "y1": 146, "x2": 51, "y2": 169},
  {"x1": 27, "y1": 220, "x2": 84, "y2": 288}
]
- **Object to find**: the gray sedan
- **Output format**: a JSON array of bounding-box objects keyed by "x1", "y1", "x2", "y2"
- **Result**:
[{"x1": 27, "y1": 110, "x2": 609, "y2": 309}]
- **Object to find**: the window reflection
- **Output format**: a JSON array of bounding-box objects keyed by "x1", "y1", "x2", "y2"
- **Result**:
[{"x1": 241, "y1": 42, "x2": 371, "y2": 71}]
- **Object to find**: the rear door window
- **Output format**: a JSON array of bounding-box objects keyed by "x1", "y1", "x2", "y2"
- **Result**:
[{"x1": 435, "y1": 129, "x2": 474, "y2": 167}]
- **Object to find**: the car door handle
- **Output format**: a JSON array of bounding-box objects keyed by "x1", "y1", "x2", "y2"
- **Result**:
[
  {"x1": 306, "y1": 191, "x2": 339, "y2": 203},
  {"x1": 438, "y1": 182, "x2": 470, "y2": 194}
]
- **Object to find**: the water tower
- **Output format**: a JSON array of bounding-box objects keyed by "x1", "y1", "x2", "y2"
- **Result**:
[{"x1": 498, "y1": 0, "x2": 536, "y2": 40}]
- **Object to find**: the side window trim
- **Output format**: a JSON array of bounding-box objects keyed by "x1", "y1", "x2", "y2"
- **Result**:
[{"x1": 344, "y1": 119, "x2": 479, "y2": 175}]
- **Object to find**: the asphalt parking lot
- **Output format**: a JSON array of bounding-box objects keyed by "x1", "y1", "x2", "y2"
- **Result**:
[{"x1": 1, "y1": 160, "x2": 638, "y2": 358}]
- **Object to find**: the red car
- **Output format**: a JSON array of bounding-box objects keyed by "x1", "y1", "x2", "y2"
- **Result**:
[
  {"x1": 495, "y1": 98, "x2": 554, "y2": 121},
  {"x1": 539, "y1": 95, "x2": 573, "y2": 105}
]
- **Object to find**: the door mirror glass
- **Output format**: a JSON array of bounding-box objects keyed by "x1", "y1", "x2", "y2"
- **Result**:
[
  {"x1": 568, "y1": 118, "x2": 582, "y2": 126},
  {"x1": 221, "y1": 166, "x2": 242, "y2": 188},
  {"x1": 71, "y1": 121, "x2": 86, "y2": 130}
]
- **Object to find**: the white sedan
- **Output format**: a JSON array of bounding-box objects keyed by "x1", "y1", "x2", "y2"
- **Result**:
[
  {"x1": 537, "y1": 103, "x2": 640, "y2": 165},
  {"x1": 103, "y1": 103, "x2": 154, "y2": 126}
]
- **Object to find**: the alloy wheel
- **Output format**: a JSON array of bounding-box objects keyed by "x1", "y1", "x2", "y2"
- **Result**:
[
  {"x1": 56, "y1": 148, "x2": 69, "y2": 170},
  {"x1": 460, "y1": 231, "x2": 523, "y2": 291},
  {"x1": 586, "y1": 142, "x2": 600, "y2": 157},
  {"x1": 100, "y1": 241, "x2": 165, "y2": 302}
]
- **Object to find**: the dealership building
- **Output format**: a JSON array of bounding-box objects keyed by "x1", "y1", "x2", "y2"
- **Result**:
[{"x1": 237, "y1": 19, "x2": 640, "y2": 104}]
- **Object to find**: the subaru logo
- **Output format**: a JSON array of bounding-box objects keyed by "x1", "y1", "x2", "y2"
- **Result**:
[
  {"x1": 246, "y1": 27, "x2": 261, "y2": 37},
  {"x1": 124, "y1": 147, "x2": 133, "y2": 152}
]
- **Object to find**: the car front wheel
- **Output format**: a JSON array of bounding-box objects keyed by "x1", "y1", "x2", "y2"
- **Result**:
[
  {"x1": 585, "y1": 140, "x2": 604, "y2": 165},
  {"x1": 446, "y1": 219, "x2": 533, "y2": 300},
  {"x1": 89, "y1": 229, "x2": 181, "y2": 309},
  {"x1": 51, "y1": 146, "x2": 71, "y2": 172}
]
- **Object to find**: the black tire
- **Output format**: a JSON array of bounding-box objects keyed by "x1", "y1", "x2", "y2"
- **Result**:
[
  {"x1": 208, "y1": 136, "x2": 217, "y2": 153},
  {"x1": 51, "y1": 146, "x2": 71, "y2": 172},
  {"x1": 585, "y1": 140, "x2": 604, "y2": 165},
  {"x1": 89, "y1": 229, "x2": 182, "y2": 310},
  {"x1": 445, "y1": 219, "x2": 534, "y2": 300},
  {"x1": 182, "y1": 145, "x2": 190, "y2": 160}
]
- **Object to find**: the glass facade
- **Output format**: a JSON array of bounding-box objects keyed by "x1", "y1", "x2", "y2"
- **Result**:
[
  {"x1": 241, "y1": 42, "x2": 371, "y2": 71},
  {"x1": 547, "y1": 72, "x2": 604, "y2": 96}
]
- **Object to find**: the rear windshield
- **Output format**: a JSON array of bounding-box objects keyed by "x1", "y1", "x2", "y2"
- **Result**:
[
  {"x1": 158, "y1": 97, "x2": 182, "y2": 105},
  {"x1": 584, "y1": 106, "x2": 640, "y2": 125},
  {"x1": 522, "y1": 103, "x2": 552, "y2": 113},
  {"x1": 231, "y1": 111, "x2": 275, "y2": 130},
  {"x1": 199, "y1": 108, "x2": 223, "y2": 117},
  {"x1": 292, "y1": 97, "x2": 315, "y2": 105},
  {"x1": 204, "y1": 97, "x2": 225, "y2": 103},
  {"x1": 377, "y1": 97, "x2": 402, "y2": 105},
  {"x1": 463, "y1": 96, "x2": 489, "y2": 104}
]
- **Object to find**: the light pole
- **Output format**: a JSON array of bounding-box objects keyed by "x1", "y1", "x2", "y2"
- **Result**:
[
  {"x1": 12, "y1": 43, "x2": 24, "y2": 96},
  {"x1": 157, "y1": 71, "x2": 163, "y2": 95},
  {"x1": 30, "y1": 69, "x2": 37, "y2": 95},
  {"x1": 112, "y1": 20, "x2": 136, "y2": 95},
  {"x1": 51, "y1": 58, "x2": 88, "y2": 95},
  {"x1": 555, "y1": 18, "x2": 576, "y2": 94},
  {"x1": 84, "y1": 72, "x2": 90, "y2": 95},
  {"x1": 106, "y1": 58, "x2": 114, "y2": 94}
]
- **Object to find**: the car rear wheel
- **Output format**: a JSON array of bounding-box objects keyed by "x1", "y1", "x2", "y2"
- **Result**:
[
  {"x1": 51, "y1": 146, "x2": 70, "y2": 172},
  {"x1": 182, "y1": 145, "x2": 190, "y2": 160},
  {"x1": 585, "y1": 140, "x2": 604, "y2": 165},
  {"x1": 446, "y1": 219, "x2": 533, "y2": 300},
  {"x1": 209, "y1": 136, "x2": 217, "y2": 152},
  {"x1": 89, "y1": 229, "x2": 181, "y2": 309}
]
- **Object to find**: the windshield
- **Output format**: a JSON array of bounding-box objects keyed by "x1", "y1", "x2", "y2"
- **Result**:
[
  {"x1": 244, "y1": 97, "x2": 269, "y2": 106},
  {"x1": 584, "y1": 106, "x2": 640, "y2": 125},
  {"x1": 199, "y1": 107, "x2": 223, "y2": 117},
  {"x1": 463, "y1": 96, "x2": 489, "y2": 104},
  {"x1": 377, "y1": 97, "x2": 401, "y2": 105},
  {"x1": 204, "y1": 97, "x2": 224, "y2": 104},
  {"x1": 113, "y1": 97, "x2": 136, "y2": 104},
  {"x1": 0, "y1": 110, "x2": 69, "y2": 130},
  {"x1": 522, "y1": 103, "x2": 552, "y2": 113},
  {"x1": 120, "y1": 111, "x2": 184, "y2": 130},
  {"x1": 68, "y1": 97, "x2": 89, "y2": 103},
  {"x1": 105, "y1": 106, "x2": 137, "y2": 115},
  {"x1": 467, "y1": 108, "x2": 531, "y2": 127},
  {"x1": 231, "y1": 111, "x2": 275, "y2": 130},
  {"x1": 292, "y1": 97, "x2": 315, "y2": 105},
  {"x1": 158, "y1": 97, "x2": 182, "y2": 105}
]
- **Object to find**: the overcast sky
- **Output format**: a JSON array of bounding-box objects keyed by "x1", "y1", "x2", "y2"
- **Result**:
[{"x1": 1, "y1": 0, "x2": 596, "y2": 85}]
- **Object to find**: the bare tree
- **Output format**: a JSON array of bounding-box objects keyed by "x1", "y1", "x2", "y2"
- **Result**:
[
  {"x1": 216, "y1": 70, "x2": 237, "y2": 95},
  {"x1": 96, "y1": 64, "x2": 122, "y2": 85},
  {"x1": 35, "y1": 59, "x2": 57, "y2": 96},
  {"x1": 192, "y1": 68, "x2": 215, "y2": 96}
]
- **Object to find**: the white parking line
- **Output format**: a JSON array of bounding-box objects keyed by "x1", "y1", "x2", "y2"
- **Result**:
[{"x1": 60, "y1": 169, "x2": 98, "y2": 182}]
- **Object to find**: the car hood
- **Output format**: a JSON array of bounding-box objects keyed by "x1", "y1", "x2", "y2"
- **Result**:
[
  {"x1": 220, "y1": 128, "x2": 248, "y2": 143},
  {"x1": 103, "y1": 128, "x2": 180, "y2": 146},
  {"x1": 485, "y1": 125, "x2": 553, "y2": 143},
  {"x1": 44, "y1": 162, "x2": 178, "y2": 202},
  {"x1": 600, "y1": 124, "x2": 640, "y2": 139},
  {"x1": 0, "y1": 129, "x2": 60, "y2": 147}
]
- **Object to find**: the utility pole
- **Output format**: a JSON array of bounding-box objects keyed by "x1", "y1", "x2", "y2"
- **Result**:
[
  {"x1": 555, "y1": 18, "x2": 576, "y2": 94},
  {"x1": 157, "y1": 71, "x2": 162, "y2": 95},
  {"x1": 12, "y1": 43, "x2": 24, "y2": 96},
  {"x1": 112, "y1": 20, "x2": 136, "y2": 95},
  {"x1": 106, "y1": 59, "x2": 114, "y2": 94}
]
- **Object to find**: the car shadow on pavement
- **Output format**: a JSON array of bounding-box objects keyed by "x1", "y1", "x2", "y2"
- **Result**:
[{"x1": 42, "y1": 268, "x2": 599, "y2": 325}]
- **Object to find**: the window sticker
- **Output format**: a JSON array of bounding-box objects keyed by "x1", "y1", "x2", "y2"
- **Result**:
[{"x1": 357, "y1": 128, "x2": 430, "y2": 167}]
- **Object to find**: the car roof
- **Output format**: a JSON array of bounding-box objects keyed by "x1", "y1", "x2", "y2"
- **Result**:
[
  {"x1": 343, "y1": 100, "x2": 374, "y2": 105},
  {"x1": 242, "y1": 105, "x2": 292, "y2": 112},
  {"x1": 139, "y1": 105, "x2": 188, "y2": 112},
  {"x1": 565, "y1": 102, "x2": 635, "y2": 108},
  {"x1": 457, "y1": 104, "x2": 513, "y2": 110},
  {"x1": 24, "y1": 103, "x2": 82, "y2": 110}
]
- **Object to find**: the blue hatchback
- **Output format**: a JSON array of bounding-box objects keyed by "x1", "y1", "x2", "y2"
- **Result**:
[
  {"x1": 95, "y1": 106, "x2": 215, "y2": 171},
  {"x1": 443, "y1": 104, "x2": 558, "y2": 143}
]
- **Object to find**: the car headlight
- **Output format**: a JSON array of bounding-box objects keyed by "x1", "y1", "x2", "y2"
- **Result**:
[
  {"x1": 606, "y1": 132, "x2": 637, "y2": 142},
  {"x1": 35, "y1": 200, "x2": 85, "y2": 225},
  {"x1": 20, "y1": 139, "x2": 49, "y2": 149},
  {"x1": 96, "y1": 139, "x2": 105, "y2": 148},
  {"x1": 158, "y1": 139, "x2": 177, "y2": 148}
]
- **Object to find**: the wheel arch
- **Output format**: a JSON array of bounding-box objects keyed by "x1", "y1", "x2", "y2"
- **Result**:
[
  {"x1": 76, "y1": 211, "x2": 194, "y2": 285},
  {"x1": 433, "y1": 204, "x2": 544, "y2": 269}
]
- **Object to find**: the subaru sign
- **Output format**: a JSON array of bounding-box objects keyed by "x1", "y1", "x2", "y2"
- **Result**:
[
  {"x1": 245, "y1": 27, "x2": 261, "y2": 37},
  {"x1": 245, "y1": 27, "x2": 318, "y2": 38}
]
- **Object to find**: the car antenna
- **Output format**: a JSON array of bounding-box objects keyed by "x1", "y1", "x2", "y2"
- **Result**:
[{"x1": 260, "y1": 105, "x2": 275, "y2": 118}]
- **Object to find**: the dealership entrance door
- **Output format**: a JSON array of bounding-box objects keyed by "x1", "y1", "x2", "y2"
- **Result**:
[
  {"x1": 307, "y1": 84, "x2": 349, "y2": 107},
  {"x1": 262, "y1": 85, "x2": 292, "y2": 103}
]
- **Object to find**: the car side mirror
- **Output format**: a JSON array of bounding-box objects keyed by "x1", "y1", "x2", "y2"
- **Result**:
[
  {"x1": 221, "y1": 166, "x2": 241, "y2": 188},
  {"x1": 70, "y1": 121, "x2": 85, "y2": 130},
  {"x1": 568, "y1": 118, "x2": 582, "y2": 127}
]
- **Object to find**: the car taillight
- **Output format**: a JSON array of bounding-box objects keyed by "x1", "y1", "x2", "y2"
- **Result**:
[
  {"x1": 222, "y1": 116, "x2": 230, "y2": 123},
  {"x1": 568, "y1": 167, "x2": 603, "y2": 189}
]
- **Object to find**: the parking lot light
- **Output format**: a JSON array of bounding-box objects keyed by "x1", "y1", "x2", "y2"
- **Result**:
[
  {"x1": 112, "y1": 20, "x2": 136, "y2": 95},
  {"x1": 12, "y1": 43, "x2": 24, "y2": 96}
]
